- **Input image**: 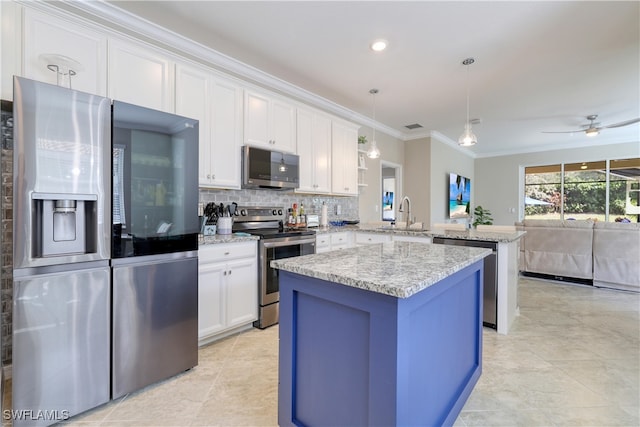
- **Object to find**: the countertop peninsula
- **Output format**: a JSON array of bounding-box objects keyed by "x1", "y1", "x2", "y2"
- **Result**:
[{"x1": 315, "y1": 223, "x2": 525, "y2": 243}]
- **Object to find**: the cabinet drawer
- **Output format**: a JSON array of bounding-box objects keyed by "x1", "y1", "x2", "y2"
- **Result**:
[
  {"x1": 330, "y1": 232, "x2": 350, "y2": 246},
  {"x1": 316, "y1": 234, "x2": 331, "y2": 247},
  {"x1": 199, "y1": 241, "x2": 257, "y2": 263},
  {"x1": 355, "y1": 233, "x2": 391, "y2": 245}
]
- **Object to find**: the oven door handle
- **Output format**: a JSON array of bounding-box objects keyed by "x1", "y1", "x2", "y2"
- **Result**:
[{"x1": 261, "y1": 237, "x2": 317, "y2": 248}]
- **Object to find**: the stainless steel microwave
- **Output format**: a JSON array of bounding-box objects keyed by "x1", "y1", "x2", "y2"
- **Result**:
[{"x1": 242, "y1": 146, "x2": 299, "y2": 190}]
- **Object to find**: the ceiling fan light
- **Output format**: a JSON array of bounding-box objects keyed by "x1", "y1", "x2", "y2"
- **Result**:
[
  {"x1": 458, "y1": 123, "x2": 477, "y2": 147},
  {"x1": 585, "y1": 128, "x2": 599, "y2": 137},
  {"x1": 367, "y1": 141, "x2": 381, "y2": 159}
]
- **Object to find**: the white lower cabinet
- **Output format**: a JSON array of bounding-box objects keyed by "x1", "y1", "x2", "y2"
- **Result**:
[
  {"x1": 330, "y1": 232, "x2": 352, "y2": 251},
  {"x1": 198, "y1": 241, "x2": 258, "y2": 345},
  {"x1": 316, "y1": 234, "x2": 331, "y2": 253},
  {"x1": 316, "y1": 231, "x2": 353, "y2": 253},
  {"x1": 355, "y1": 232, "x2": 392, "y2": 245}
]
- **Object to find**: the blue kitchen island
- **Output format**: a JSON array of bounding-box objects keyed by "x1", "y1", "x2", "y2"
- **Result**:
[{"x1": 272, "y1": 241, "x2": 491, "y2": 427}]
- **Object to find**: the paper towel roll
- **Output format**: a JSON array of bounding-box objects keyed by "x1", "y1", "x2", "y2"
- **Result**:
[{"x1": 320, "y1": 203, "x2": 328, "y2": 226}]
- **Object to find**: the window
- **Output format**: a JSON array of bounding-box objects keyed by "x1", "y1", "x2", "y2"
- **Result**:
[
  {"x1": 524, "y1": 158, "x2": 639, "y2": 222},
  {"x1": 563, "y1": 161, "x2": 607, "y2": 221},
  {"x1": 524, "y1": 164, "x2": 561, "y2": 220},
  {"x1": 610, "y1": 158, "x2": 640, "y2": 222}
]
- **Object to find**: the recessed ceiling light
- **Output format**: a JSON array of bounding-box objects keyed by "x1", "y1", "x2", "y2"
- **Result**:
[{"x1": 370, "y1": 39, "x2": 388, "y2": 52}]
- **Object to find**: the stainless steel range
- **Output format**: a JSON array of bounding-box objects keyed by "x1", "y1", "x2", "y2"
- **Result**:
[{"x1": 233, "y1": 206, "x2": 316, "y2": 329}]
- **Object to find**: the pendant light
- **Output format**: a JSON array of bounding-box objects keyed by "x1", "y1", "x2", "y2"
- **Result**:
[
  {"x1": 367, "y1": 88, "x2": 381, "y2": 159},
  {"x1": 458, "y1": 57, "x2": 477, "y2": 147}
]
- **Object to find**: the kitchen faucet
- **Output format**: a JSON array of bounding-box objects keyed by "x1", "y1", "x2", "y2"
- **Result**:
[{"x1": 398, "y1": 196, "x2": 412, "y2": 230}]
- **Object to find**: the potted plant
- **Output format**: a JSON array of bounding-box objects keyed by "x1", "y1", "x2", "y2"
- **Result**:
[
  {"x1": 358, "y1": 135, "x2": 367, "y2": 145},
  {"x1": 472, "y1": 205, "x2": 493, "y2": 228}
]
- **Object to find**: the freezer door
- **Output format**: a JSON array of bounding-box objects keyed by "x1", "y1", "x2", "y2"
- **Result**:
[
  {"x1": 12, "y1": 266, "x2": 110, "y2": 426},
  {"x1": 112, "y1": 254, "x2": 198, "y2": 399}
]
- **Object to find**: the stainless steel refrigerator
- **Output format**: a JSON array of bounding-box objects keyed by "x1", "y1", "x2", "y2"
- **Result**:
[
  {"x1": 110, "y1": 101, "x2": 199, "y2": 399},
  {"x1": 12, "y1": 77, "x2": 111, "y2": 426}
]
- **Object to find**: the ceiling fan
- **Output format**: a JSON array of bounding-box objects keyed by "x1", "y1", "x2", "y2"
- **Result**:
[{"x1": 542, "y1": 114, "x2": 640, "y2": 137}]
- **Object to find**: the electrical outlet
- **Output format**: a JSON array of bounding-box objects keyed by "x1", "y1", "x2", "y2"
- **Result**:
[{"x1": 336, "y1": 205, "x2": 342, "y2": 215}]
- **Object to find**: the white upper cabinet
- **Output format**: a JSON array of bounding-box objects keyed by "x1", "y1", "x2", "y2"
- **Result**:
[
  {"x1": 108, "y1": 37, "x2": 174, "y2": 112},
  {"x1": 244, "y1": 90, "x2": 296, "y2": 153},
  {"x1": 176, "y1": 63, "x2": 243, "y2": 189},
  {"x1": 296, "y1": 108, "x2": 332, "y2": 194},
  {"x1": 22, "y1": 8, "x2": 107, "y2": 96},
  {"x1": 331, "y1": 120, "x2": 359, "y2": 196}
]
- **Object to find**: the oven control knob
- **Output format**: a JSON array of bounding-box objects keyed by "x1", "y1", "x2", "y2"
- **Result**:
[
  {"x1": 272, "y1": 209, "x2": 278, "y2": 216},
  {"x1": 240, "y1": 209, "x2": 247, "y2": 216},
  {"x1": 277, "y1": 209, "x2": 283, "y2": 215}
]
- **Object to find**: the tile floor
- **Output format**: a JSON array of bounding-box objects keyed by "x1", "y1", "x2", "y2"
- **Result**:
[{"x1": 5, "y1": 277, "x2": 640, "y2": 426}]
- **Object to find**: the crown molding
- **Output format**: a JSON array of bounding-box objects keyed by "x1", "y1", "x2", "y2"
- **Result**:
[
  {"x1": 430, "y1": 131, "x2": 477, "y2": 158},
  {"x1": 49, "y1": 0, "x2": 405, "y2": 140}
]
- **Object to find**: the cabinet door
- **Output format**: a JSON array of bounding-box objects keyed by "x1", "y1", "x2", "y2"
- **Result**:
[
  {"x1": 244, "y1": 90, "x2": 270, "y2": 147},
  {"x1": 210, "y1": 78, "x2": 243, "y2": 188},
  {"x1": 244, "y1": 90, "x2": 296, "y2": 153},
  {"x1": 271, "y1": 98, "x2": 296, "y2": 153},
  {"x1": 23, "y1": 8, "x2": 107, "y2": 96},
  {"x1": 108, "y1": 37, "x2": 174, "y2": 112},
  {"x1": 198, "y1": 259, "x2": 226, "y2": 340},
  {"x1": 296, "y1": 109, "x2": 315, "y2": 192},
  {"x1": 312, "y1": 113, "x2": 332, "y2": 193},
  {"x1": 332, "y1": 121, "x2": 358, "y2": 195},
  {"x1": 225, "y1": 257, "x2": 258, "y2": 328},
  {"x1": 298, "y1": 109, "x2": 332, "y2": 193},
  {"x1": 176, "y1": 63, "x2": 211, "y2": 185}
]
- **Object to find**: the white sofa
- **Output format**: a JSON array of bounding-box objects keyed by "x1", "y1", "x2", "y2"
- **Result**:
[
  {"x1": 516, "y1": 219, "x2": 639, "y2": 292},
  {"x1": 518, "y1": 219, "x2": 595, "y2": 280},
  {"x1": 592, "y1": 221, "x2": 640, "y2": 292}
]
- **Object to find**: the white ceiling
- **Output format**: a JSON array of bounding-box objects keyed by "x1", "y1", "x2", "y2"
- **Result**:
[{"x1": 108, "y1": 1, "x2": 640, "y2": 157}]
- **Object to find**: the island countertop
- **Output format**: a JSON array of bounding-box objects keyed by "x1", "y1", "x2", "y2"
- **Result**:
[{"x1": 271, "y1": 241, "x2": 490, "y2": 298}]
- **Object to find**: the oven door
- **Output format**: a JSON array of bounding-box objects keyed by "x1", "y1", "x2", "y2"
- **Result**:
[{"x1": 259, "y1": 235, "x2": 316, "y2": 306}]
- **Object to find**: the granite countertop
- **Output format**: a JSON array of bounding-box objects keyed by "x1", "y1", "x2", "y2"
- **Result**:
[
  {"x1": 313, "y1": 224, "x2": 525, "y2": 242},
  {"x1": 271, "y1": 241, "x2": 491, "y2": 298},
  {"x1": 199, "y1": 234, "x2": 260, "y2": 245},
  {"x1": 426, "y1": 229, "x2": 526, "y2": 243}
]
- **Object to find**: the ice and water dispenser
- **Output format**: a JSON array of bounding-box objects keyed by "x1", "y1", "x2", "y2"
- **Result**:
[{"x1": 32, "y1": 193, "x2": 98, "y2": 258}]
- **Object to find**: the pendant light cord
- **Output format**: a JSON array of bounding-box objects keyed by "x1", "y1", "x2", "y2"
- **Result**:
[{"x1": 465, "y1": 64, "x2": 470, "y2": 127}]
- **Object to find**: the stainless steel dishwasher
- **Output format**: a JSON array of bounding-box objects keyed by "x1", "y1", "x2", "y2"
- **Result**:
[{"x1": 432, "y1": 237, "x2": 497, "y2": 329}]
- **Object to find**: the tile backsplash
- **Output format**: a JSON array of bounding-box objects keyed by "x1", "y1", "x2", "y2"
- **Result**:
[{"x1": 199, "y1": 188, "x2": 359, "y2": 221}]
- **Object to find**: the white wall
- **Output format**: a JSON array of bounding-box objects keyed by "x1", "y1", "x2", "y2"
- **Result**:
[
  {"x1": 429, "y1": 138, "x2": 475, "y2": 226},
  {"x1": 475, "y1": 141, "x2": 640, "y2": 225},
  {"x1": 404, "y1": 137, "x2": 430, "y2": 226},
  {"x1": 403, "y1": 136, "x2": 476, "y2": 227},
  {"x1": 357, "y1": 129, "x2": 404, "y2": 223}
]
